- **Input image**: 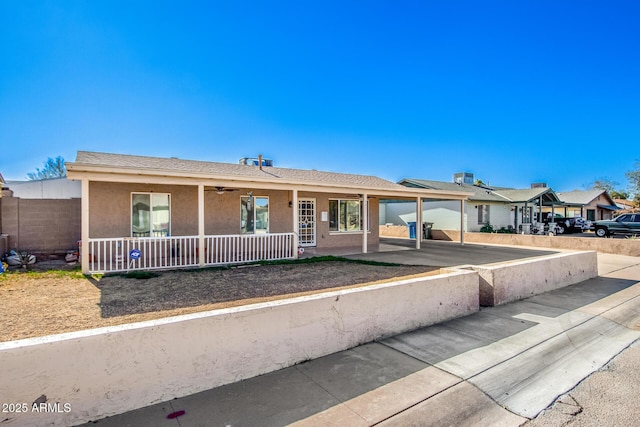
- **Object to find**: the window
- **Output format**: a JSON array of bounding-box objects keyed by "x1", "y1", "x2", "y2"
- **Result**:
[
  {"x1": 132, "y1": 193, "x2": 171, "y2": 237},
  {"x1": 616, "y1": 214, "x2": 631, "y2": 222},
  {"x1": 586, "y1": 209, "x2": 596, "y2": 221},
  {"x1": 478, "y1": 204, "x2": 490, "y2": 224},
  {"x1": 241, "y1": 196, "x2": 269, "y2": 234},
  {"x1": 329, "y1": 199, "x2": 361, "y2": 232}
]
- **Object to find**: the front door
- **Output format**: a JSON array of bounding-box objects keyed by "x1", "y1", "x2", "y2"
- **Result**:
[{"x1": 298, "y1": 199, "x2": 316, "y2": 247}]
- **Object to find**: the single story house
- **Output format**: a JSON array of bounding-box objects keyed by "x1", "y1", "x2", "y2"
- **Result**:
[
  {"x1": 381, "y1": 175, "x2": 562, "y2": 234},
  {"x1": 66, "y1": 151, "x2": 470, "y2": 274},
  {"x1": 553, "y1": 190, "x2": 620, "y2": 221}
]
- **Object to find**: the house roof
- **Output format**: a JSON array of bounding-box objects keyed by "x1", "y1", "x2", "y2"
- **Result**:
[
  {"x1": 614, "y1": 198, "x2": 635, "y2": 209},
  {"x1": 556, "y1": 189, "x2": 607, "y2": 205},
  {"x1": 67, "y1": 151, "x2": 471, "y2": 200},
  {"x1": 399, "y1": 178, "x2": 561, "y2": 204}
]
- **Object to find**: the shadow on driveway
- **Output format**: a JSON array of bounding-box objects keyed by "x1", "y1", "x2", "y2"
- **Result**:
[{"x1": 347, "y1": 238, "x2": 559, "y2": 267}]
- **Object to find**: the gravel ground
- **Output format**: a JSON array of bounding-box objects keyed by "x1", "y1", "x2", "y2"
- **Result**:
[{"x1": 0, "y1": 260, "x2": 437, "y2": 342}]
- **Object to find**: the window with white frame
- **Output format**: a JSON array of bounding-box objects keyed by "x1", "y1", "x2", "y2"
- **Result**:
[
  {"x1": 132, "y1": 193, "x2": 171, "y2": 237},
  {"x1": 241, "y1": 196, "x2": 269, "y2": 234},
  {"x1": 478, "y1": 204, "x2": 490, "y2": 224},
  {"x1": 329, "y1": 199, "x2": 361, "y2": 232}
]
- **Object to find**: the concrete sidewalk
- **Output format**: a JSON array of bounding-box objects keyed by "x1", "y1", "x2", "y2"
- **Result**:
[{"x1": 80, "y1": 253, "x2": 640, "y2": 427}]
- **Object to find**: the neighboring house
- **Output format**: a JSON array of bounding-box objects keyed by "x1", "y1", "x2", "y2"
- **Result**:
[
  {"x1": 554, "y1": 190, "x2": 620, "y2": 221},
  {"x1": 5, "y1": 177, "x2": 81, "y2": 199},
  {"x1": 381, "y1": 175, "x2": 562, "y2": 233},
  {"x1": 66, "y1": 151, "x2": 470, "y2": 274},
  {"x1": 0, "y1": 178, "x2": 81, "y2": 255}
]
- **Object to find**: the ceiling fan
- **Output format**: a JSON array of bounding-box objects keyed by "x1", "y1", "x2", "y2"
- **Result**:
[{"x1": 205, "y1": 186, "x2": 239, "y2": 195}]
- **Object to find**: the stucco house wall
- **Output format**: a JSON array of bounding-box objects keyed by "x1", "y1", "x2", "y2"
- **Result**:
[
  {"x1": 380, "y1": 200, "x2": 513, "y2": 232},
  {"x1": 473, "y1": 202, "x2": 513, "y2": 231},
  {"x1": 88, "y1": 183, "x2": 380, "y2": 250}
]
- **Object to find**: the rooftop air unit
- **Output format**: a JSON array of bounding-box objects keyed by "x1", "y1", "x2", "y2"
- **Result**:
[
  {"x1": 239, "y1": 156, "x2": 274, "y2": 167},
  {"x1": 453, "y1": 172, "x2": 474, "y2": 185}
]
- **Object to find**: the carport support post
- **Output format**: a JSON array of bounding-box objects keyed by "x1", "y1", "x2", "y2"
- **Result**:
[
  {"x1": 460, "y1": 199, "x2": 465, "y2": 245},
  {"x1": 362, "y1": 193, "x2": 369, "y2": 253},
  {"x1": 415, "y1": 196, "x2": 421, "y2": 250},
  {"x1": 292, "y1": 189, "x2": 299, "y2": 259},
  {"x1": 198, "y1": 184, "x2": 205, "y2": 267},
  {"x1": 81, "y1": 178, "x2": 90, "y2": 274}
]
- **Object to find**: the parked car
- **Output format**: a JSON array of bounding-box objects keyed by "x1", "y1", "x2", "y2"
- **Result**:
[
  {"x1": 591, "y1": 213, "x2": 640, "y2": 237},
  {"x1": 543, "y1": 215, "x2": 583, "y2": 234}
]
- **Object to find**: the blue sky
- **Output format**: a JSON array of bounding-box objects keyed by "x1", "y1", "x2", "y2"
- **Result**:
[{"x1": 1, "y1": 1, "x2": 639, "y2": 192}]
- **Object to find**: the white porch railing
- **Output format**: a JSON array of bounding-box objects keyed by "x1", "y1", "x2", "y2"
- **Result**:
[
  {"x1": 86, "y1": 233, "x2": 295, "y2": 273},
  {"x1": 205, "y1": 233, "x2": 295, "y2": 265}
]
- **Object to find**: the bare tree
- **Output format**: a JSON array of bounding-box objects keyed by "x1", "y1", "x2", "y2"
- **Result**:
[
  {"x1": 626, "y1": 161, "x2": 640, "y2": 204},
  {"x1": 584, "y1": 177, "x2": 619, "y2": 193},
  {"x1": 27, "y1": 156, "x2": 66, "y2": 180}
]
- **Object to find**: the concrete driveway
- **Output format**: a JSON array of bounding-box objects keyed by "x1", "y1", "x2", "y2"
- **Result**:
[{"x1": 347, "y1": 238, "x2": 559, "y2": 267}]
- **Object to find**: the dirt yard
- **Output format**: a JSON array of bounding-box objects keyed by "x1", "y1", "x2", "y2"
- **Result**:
[{"x1": 0, "y1": 260, "x2": 437, "y2": 342}]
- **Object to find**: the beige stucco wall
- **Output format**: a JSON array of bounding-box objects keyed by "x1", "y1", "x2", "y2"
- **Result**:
[
  {"x1": 472, "y1": 251, "x2": 598, "y2": 306},
  {"x1": 88, "y1": 183, "x2": 379, "y2": 249},
  {"x1": 305, "y1": 192, "x2": 380, "y2": 249},
  {"x1": 380, "y1": 224, "x2": 410, "y2": 238},
  {"x1": 89, "y1": 182, "x2": 200, "y2": 238},
  {"x1": 432, "y1": 230, "x2": 640, "y2": 257}
]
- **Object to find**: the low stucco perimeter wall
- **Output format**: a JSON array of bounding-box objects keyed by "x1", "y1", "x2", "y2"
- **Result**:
[
  {"x1": 0, "y1": 270, "x2": 478, "y2": 426},
  {"x1": 380, "y1": 224, "x2": 410, "y2": 238},
  {"x1": 471, "y1": 251, "x2": 598, "y2": 306},
  {"x1": 432, "y1": 230, "x2": 640, "y2": 257}
]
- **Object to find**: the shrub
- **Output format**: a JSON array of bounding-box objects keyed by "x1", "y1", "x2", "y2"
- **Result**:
[{"x1": 480, "y1": 224, "x2": 494, "y2": 233}]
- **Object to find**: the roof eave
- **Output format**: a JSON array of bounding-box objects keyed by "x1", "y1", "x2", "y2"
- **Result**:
[{"x1": 66, "y1": 163, "x2": 471, "y2": 200}]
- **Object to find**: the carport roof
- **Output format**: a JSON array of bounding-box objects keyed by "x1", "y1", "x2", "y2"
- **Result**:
[
  {"x1": 492, "y1": 187, "x2": 562, "y2": 204},
  {"x1": 399, "y1": 178, "x2": 509, "y2": 202},
  {"x1": 399, "y1": 178, "x2": 562, "y2": 205}
]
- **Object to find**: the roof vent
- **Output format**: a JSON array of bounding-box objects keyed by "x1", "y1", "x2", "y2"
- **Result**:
[{"x1": 531, "y1": 183, "x2": 547, "y2": 188}]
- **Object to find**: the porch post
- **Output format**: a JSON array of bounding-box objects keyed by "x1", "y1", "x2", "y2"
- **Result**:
[
  {"x1": 198, "y1": 184, "x2": 205, "y2": 267},
  {"x1": 460, "y1": 199, "x2": 465, "y2": 245},
  {"x1": 81, "y1": 178, "x2": 90, "y2": 274},
  {"x1": 415, "y1": 196, "x2": 421, "y2": 249},
  {"x1": 362, "y1": 193, "x2": 369, "y2": 253},
  {"x1": 292, "y1": 189, "x2": 299, "y2": 259},
  {"x1": 539, "y1": 196, "x2": 543, "y2": 223}
]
